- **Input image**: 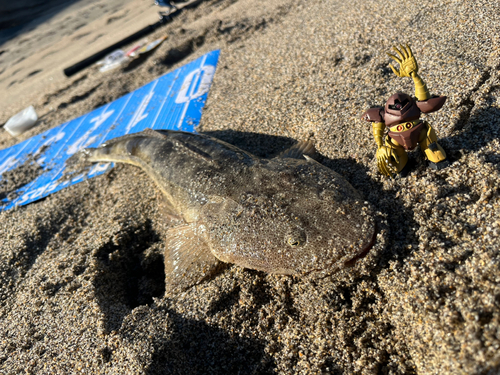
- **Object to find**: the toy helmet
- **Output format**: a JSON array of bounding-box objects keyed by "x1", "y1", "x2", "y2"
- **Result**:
[{"x1": 383, "y1": 92, "x2": 421, "y2": 127}]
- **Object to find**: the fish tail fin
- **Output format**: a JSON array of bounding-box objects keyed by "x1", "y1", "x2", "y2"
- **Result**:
[{"x1": 83, "y1": 134, "x2": 153, "y2": 167}]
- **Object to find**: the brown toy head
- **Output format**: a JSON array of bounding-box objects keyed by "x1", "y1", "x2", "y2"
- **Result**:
[{"x1": 383, "y1": 92, "x2": 421, "y2": 127}]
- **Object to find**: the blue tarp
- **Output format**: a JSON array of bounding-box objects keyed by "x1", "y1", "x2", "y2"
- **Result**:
[{"x1": 0, "y1": 50, "x2": 220, "y2": 211}]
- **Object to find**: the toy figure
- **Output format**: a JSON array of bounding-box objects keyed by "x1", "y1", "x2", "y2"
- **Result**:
[{"x1": 361, "y1": 44, "x2": 449, "y2": 178}]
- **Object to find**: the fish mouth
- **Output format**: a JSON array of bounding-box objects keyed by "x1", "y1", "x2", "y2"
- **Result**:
[{"x1": 344, "y1": 224, "x2": 377, "y2": 267}]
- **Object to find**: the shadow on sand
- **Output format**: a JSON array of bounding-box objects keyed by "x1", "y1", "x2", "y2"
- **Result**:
[{"x1": 0, "y1": 0, "x2": 81, "y2": 45}]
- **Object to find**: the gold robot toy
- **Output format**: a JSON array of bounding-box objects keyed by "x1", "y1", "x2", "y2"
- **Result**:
[{"x1": 361, "y1": 44, "x2": 450, "y2": 178}]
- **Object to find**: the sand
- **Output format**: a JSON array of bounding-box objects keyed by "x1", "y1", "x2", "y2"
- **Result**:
[{"x1": 1, "y1": 0, "x2": 499, "y2": 373}]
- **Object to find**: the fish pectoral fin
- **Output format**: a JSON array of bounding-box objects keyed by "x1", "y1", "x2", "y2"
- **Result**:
[
  {"x1": 157, "y1": 195, "x2": 182, "y2": 222},
  {"x1": 164, "y1": 224, "x2": 221, "y2": 294},
  {"x1": 276, "y1": 140, "x2": 319, "y2": 160}
]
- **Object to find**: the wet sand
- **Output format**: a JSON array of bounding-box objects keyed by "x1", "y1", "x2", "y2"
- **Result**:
[{"x1": 1, "y1": 0, "x2": 499, "y2": 373}]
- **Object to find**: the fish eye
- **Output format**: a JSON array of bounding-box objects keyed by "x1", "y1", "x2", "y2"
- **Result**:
[{"x1": 286, "y1": 229, "x2": 306, "y2": 247}]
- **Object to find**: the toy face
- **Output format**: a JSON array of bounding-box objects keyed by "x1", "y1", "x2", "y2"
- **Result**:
[{"x1": 384, "y1": 93, "x2": 421, "y2": 127}]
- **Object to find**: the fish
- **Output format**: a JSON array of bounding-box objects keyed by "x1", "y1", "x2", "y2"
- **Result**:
[{"x1": 83, "y1": 129, "x2": 376, "y2": 293}]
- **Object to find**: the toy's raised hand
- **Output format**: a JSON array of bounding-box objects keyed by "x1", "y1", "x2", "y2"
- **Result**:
[{"x1": 387, "y1": 44, "x2": 418, "y2": 78}]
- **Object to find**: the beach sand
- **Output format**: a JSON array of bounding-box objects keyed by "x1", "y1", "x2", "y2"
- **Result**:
[{"x1": 1, "y1": 0, "x2": 499, "y2": 373}]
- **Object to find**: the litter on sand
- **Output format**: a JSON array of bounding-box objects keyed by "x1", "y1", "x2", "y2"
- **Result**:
[
  {"x1": 125, "y1": 39, "x2": 149, "y2": 57},
  {"x1": 3, "y1": 106, "x2": 39, "y2": 137},
  {"x1": 97, "y1": 49, "x2": 129, "y2": 72},
  {"x1": 0, "y1": 50, "x2": 220, "y2": 211},
  {"x1": 136, "y1": 36, "x2": 167, "y2": 56}
]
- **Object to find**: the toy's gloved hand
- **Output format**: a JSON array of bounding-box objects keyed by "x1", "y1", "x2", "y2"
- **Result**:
[
  {"x1": 376, "y1": 145, "x2": 398, "y2": 177},
  {"x1": 387, "y1": 44, "x2": 418, "y2": 78}
]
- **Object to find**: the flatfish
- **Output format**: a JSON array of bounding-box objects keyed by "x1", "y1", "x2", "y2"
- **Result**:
[{"x1": 84, "y1": 129, "x2": 376, "y2": 292}]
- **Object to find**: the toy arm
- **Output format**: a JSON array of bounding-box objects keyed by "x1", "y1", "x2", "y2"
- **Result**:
[
  {"x1": 372, "y1": 122, "x2": 385, "y2": 148},
  {"x1": 361, "y1": 108, "x2": 386, "y2": 148},
  {"x1": 387, "y1": 44, "x2": 430, "y2": 101},
  {"x1": 373, "y1": 123, "x2": 399, "y2": 177},
  {"x1": 411, "y1": 72, "x2": 430, "y2": 102},
  {"x1": 361, "y1": 110, "x2": 398, "y2": 177}
]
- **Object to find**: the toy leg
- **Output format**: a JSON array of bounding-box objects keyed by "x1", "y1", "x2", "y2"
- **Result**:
[
  {"x1": 419, "y1": 123, "x2": 449, "y2": 170},
  {"x1": 385, "y1": 137, "x2": 409, "y2": 175}
]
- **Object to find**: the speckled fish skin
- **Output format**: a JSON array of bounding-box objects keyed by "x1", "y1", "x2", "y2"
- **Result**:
[{"x1": 84, "y1": 129, "x2": 375, "y2": 290}]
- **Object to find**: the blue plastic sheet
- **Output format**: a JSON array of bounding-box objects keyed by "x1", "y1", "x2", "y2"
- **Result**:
[{"x1": 0, "y1": 50, "x2": 220, "y2": 211}]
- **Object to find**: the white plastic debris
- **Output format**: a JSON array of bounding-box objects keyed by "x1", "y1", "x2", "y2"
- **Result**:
[
  {"x1": 4, "y1": 105, "x2": 38, "y2": 137},
  {"x1": 98, "y1": 49, "x2": 128, "y2": 72}
]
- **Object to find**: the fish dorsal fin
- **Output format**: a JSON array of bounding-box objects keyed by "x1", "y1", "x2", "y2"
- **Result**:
[
  {"x1": 277, "y1": 140, "x2": 318, "y2": 160},
  {"x1": 143, "y1": 128, "x2": 169, "y2": 139},
  {"x1": 164, "y1": 224, "x2": 221, "y2": 294},
  {"x1": 303, "y1": 154, "x2": 321, "y2": 164},
  {"x1": 144, "y1": 128, "x2": 213, "y2": 163}
]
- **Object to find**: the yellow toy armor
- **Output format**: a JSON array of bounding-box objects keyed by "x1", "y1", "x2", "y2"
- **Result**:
[{"x1": 361, "y1": 44, "x2": 449, "y2": 177}]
